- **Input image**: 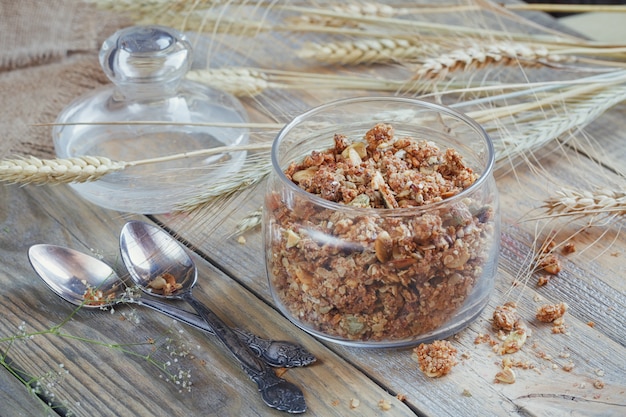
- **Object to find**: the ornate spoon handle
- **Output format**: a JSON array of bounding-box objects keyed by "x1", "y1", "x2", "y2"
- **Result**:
[
  {"x1": 138, "y1": 297, "x2": 315, "y2": 368},
  {"x1": 182, "y1": 293, "x2": 307, "y2": 414},
  {"x1": 234, "y1": 328, "x2": 316, "y2": 368}
]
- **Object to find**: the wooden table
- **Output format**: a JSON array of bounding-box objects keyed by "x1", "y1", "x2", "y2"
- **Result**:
[{"x1": 1, "y1": 2, "x2": 624, "y2": 416}]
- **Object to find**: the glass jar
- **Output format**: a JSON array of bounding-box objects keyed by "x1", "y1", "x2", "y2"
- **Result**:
[
  {"x1": 264, "y1": 97, "x2": 500, "y2": 347},
  {"x1": 53, "y1": 25, "x2": 249, "y2": 213}
]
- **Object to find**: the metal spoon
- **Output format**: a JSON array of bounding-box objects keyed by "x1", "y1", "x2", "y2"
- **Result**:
[
  {"x1": 119, "y1": 220, "x2": 307, "y2": 414},
  {"x1": 28, "y1": 244, "x2": 315, "y2": 369}
]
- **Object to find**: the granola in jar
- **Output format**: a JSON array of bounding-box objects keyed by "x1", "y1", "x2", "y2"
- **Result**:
[{"x1": 266, "y1": 122, "x2": 497, "y2": 343}]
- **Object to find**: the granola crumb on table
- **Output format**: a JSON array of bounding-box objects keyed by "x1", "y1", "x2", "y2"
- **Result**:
[
  {"x1": 492, "y1": 302, "x2": 521, "y2": 331},
  {"x1": 491, "y1": 302, "x2": 530, "y2": 354},
  {"x1": 413, "y1": 340, "x2": 458, "y2": 377},
  {"x1": 536, "y1": 302, "x2": 568, "y2": 323},
  {"x1": 268, "y1": 123, "x2": 496, "y2": 341}
]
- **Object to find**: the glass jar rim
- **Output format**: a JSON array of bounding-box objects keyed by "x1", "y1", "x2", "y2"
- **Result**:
[{"x1": 271, "y1": 96, "x2": 495, "y2": 214}]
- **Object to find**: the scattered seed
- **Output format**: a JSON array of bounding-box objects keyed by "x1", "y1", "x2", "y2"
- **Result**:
[{"x1": 495, "y1": 368, "x2": 516, "y2": 384}]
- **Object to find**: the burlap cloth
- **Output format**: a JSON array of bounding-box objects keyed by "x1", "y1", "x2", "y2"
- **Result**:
[{"x1": 0, "y1": 0, "x2": 131, "y2": 159}]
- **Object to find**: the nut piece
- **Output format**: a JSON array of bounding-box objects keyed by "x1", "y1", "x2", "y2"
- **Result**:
[
  {"x1": 148, "y1": 272, "x2": 182, "y2": 295},
  {"x1": 284, "y1": 229, "x2": 301, "y2": 248},
  {"x1": 342, "y1": 147, "x2": 362, "y2": 166},
  {"x1": 537, "y1": 275, "x2": 550, "y2": 287},
  {"x1": 500, "y1": 328, "x2": 528, "y2": 354},
  {"x1": 492, "y1": 304, "x2": 520, "y2": 331},
  {"x1": 375, "y1": 230, "x2": 393, "y2": 263},
  {"x1": 495, "y1": 367, "x2": 516, "y2": 384},
  {"x1": 147, "y1": 275, "x2": 167, "y2": 290},
  {"x1": 442, "y1": 245, "x2": 471, "y2": 269},
  {"x1": 562, "y1": 242, "x2": 576, "y2": 254},
  {"x1": 83, "y1": 286, "x2": 114, "y2": 306},
  {"x1": 349, "y1": 398, "x2": 360, "y2": 409},
  {"x1": 538, "y1": 253, "x2": 562, "y2": 275},
  {"x1": 378, "y1": 399, "x2": 392, "y2": 411},
  {"x1": 370, "y1": 171, "x2": 398, "y2": 208},
  {"x1": 348, "y1": 194, "x2": 371, "y2": 208},
  {"x1": 413, "y1": 340, "x2": 458, "y2": 378},
  {"x1": 341, "y1": 142, "x2": 367, "y2": 165},
  {"x1": 291, "y1": 167, "x2": 317, "y2": 183},
  {"x1": 536, "y1": 302, "x2": 568, "y2": 323}
]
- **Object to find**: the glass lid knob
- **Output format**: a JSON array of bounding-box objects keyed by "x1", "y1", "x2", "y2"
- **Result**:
[{"x1": 99, "y1": 25, "x2": 191, "y2": 88}]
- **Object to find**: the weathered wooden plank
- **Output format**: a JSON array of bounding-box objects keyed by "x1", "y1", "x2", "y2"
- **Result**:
[
  {"x1": 0, "y1": 183, "x2": 417, "y2": 417},
  {"x1": 1, "y1": 2, "x2": 624, "y2": 417},
  {"x1": 161, "y1": 123, "x2": 626, "y2": 417},
  {"x1": 0, "y1": 366, "x2": 49, "y2": 417}
]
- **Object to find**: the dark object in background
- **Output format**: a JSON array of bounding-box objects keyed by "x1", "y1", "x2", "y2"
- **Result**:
[{"x1": 524, "y1": 0, "x2": 626, "y2": 17}]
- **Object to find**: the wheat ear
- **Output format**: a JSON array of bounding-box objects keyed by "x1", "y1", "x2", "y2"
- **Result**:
[
  {"x1": 0, "y1": 143, "x2": 274, "y2": 186},
  {"x1": 0, "y1": 156, "x2": 127, "y2": 185},
  {"x1": 186, "y1": 68, "x2": 272, "y2": 97},
  {"x1": 286, "y1": 2, "x2": 393, "y2": 28},
  {"x1": 297, "y1": 38, "x2": 426, "y2": 65},
  {"x1": 543, "y1": 188, "x2": 626, "y2": 219},
  {"x1": 415, "y1": 42, "x2": 575, "y2": 79},
  {"x1": 88, "y1": 0, "x2": 271, "y2": 34},
  {"x1": 83, "y1": 0, "x2": 173, "y2": 15}
]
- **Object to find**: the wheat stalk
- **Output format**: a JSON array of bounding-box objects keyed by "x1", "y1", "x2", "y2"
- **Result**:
[
  {"x1": 7, "y1": 77, "x2": 625, "y2": 186},
  {"x1": 295, "y1": 34, "x2": 626, "y2": 69},
  {"x1": 490, "y1": 83, "x2": 626, "y2": 161},
  {"x1": 36, "y1": 120, "x2": 284, "y2": 129},
  {"x1": 186, "y1": 66, "x2": 473, "y2": 96},
  {"x1": 321, "y1": 2, "x2": 395, "y2": 18},
  {"x1": 88, "y1": 1, "x2": 267, "y2": 23},
  {"x1": 281, "y1": 4, "x2": 581, "y2": 44},
  {"x1": 452, "y1": 71, "x2": 626, "y2": 161},
  {"x1": 504, "y1": 3, "x2": 626, "y2": 13},
  {"x1": 186, "y1": 68, "x2": 272, "y2": 97},
  {"x1": 542, "y1": 188, "x2": 626, "y2": 219},
  {"x1": 286, "y1": 2, "x2": 394, "y2": 28},
  {"x1": 173, "y1": 153, "x2": 272, "y2": 212},
  {"x1": 89, "y1": 0, "x2": 272, "y2": 34},
  {"x1": 415, "y1": 42, "x2": 577, "y2": 79},
  {"x1": 152, "y1": 11, "x2": 271, "y2": 35},
  {"x1": 0, "y1": 143, "x2": 273, "y2": 186},
  {"x1": 289, "y1": 1, "x2": 626, "y2": 18},
  {"x1": 297, "y1": 38, "x2": 430, "y2": 65},
  {"x1": 84, "y1": 0, "x2": 175, "y2": 15},
  {"x1": 232, "y1": 205, "x2": 263, "y2": 236},
  {"x1": 0, "y1": 156, "x2": 127, "y2": 185}
]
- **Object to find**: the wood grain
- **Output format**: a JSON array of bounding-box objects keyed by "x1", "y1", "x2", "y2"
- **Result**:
[
  {"x1": 0, "y1": 184, "x2": 418, "y2": 416},
  {"x1": 161, "y1": 139, "x2": 626, "y2": 417},
  {"x1": 1, "y1": 1, "x2": 625, "y2": 416}
]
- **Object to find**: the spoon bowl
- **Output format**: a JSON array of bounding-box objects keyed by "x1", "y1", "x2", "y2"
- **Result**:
[
  {"x1": 118, "y1": 223, "x2": 197, "y2": 296},
  {"x1": 28, "y1": 244, "x2": 315, "y2": 369},
  {"x1": 120, "y1": 220, "x2": 307, "y2": 414},
  {"x1": 29, "y1": 244, "x2": 124, "y2": 308}
]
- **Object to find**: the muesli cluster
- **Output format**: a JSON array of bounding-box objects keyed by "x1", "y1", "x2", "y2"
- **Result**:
[
  {"x1": 413, "y1": 340, "x2": 458, "y2": 377},
  {"x1": 267, "y1": 123, "x2": 496, "y2": 341}
]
